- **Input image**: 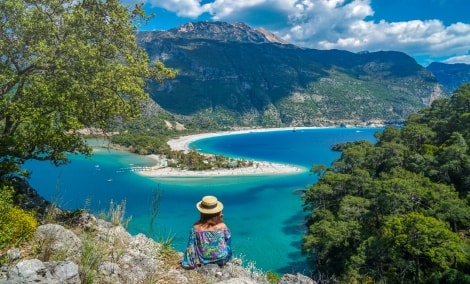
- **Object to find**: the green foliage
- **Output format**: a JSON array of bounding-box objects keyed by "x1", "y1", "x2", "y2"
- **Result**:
[
  {"x1": 0, "y1": 0, "x2": 176, "y2": 179},
  {"x1": 266, "y1": 271, "x2": 281, "y2": 284},
  {"x1": 109, "y1": 109, "x2": 217, "y2": 155},
  {"x1": 302, "y1": 83, "x2": 470, "y2": 283},
  {"x1": 352, "y1": 213, "x2": 468, "y2": 283},
  {"x1": 0, "y1": 186, "x2": 37, "y2": 249},
  {"x1": 79, "y1": 232, "x2": 106, "y2": 284},
  {"x1": 156, "y1": 233, "x2": 176, "y2": 259}
]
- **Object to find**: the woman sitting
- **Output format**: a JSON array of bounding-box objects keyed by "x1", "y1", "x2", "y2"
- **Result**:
[{"x1": 181, "y1": 195, "x2": 232, "y2": 269}]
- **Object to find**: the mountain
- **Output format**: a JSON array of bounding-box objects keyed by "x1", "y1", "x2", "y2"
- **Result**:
[
  {"x1": 427, "y1": 62, "x2": 470, "y2": 92},
  {"x1": 138, "y1": 22, "x2": 449, "y2": 127}
]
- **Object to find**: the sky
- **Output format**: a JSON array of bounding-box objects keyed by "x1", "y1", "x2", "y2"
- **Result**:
[{"x1": 121, "y1": 0, "x2": 470, "y2": 66}]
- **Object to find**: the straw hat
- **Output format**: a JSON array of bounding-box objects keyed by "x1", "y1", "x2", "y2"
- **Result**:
[{"x1": 196, "y1": 196, "x2": 224, "y2": 214}]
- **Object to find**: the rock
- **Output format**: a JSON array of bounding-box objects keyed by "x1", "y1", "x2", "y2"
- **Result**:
[
  {"x1": 5, "y1": 259, "x2": 79, "y2": 284},
  {"x1": 198, "y1": 264, "x2": 233, "y2": 280},
  {"x1": 162, "y1": 268, "x2": 190, "y2": 283},
  {"x1": 98, "y1": 261, "x2": 122, "y2": 283},
  {"x1": 118, "y1": 247, "x2": 160, "y2": 283},
  {"x1": 198, "y1": 263, "x2": 269, "y2": 284},
  {"x1": 108, "y1": 228, "x2": 160, "y2": 282},
  {"x1": 46, "y1": 261, "x2": 80, "y2": 283},
  {"x1": 130, "y1": 233, "x2": 162, "y2": 257},
  {"x1": 216, "y1": 279, "x2": 258, "y2": 284},
  {"x1": 95, "y1": 221, "x2": 132, "y2": 245},
  {"x1": 278, "y1": 273, "x2": 316, "y2": 284},
  {"x1": 8, "y1": 259, "x2": 46, "y2": 281},
  {"x1": 6, "y1": 248, "x2": 20, "y2": 262},
  {"x1": 35, "y1": 224, "x2": 82, "y2": 259},
  {"x1": 98, "y1": 261, "x2": 121, "y2": 277},
  {"x1": 73, "y1": 211, "x2": 96, "y2": 229}
]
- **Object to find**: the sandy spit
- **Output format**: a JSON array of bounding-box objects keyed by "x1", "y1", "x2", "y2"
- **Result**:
[{"x1": 137, "y1": 127, "x2": 313, "y2": 177}]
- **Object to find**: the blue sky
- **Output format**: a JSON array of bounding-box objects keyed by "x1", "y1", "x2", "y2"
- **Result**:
[{"x1": 122, "y1": 0, "x2": 470, "y2": 66}]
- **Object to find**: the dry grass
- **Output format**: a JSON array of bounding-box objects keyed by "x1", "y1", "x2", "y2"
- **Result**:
[{"x1": 147, "y1": 249, "x2": 209, "y2": 284}]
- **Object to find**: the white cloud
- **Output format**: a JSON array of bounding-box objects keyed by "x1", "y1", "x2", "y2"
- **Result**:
[
  {"x1": 145, "y1": 0, "x2": 209, "y2": 18},
  {"x1": 124, "y1": 0, "x2": 470, "y2": 64},
  {"x1": 207, "y1": 0, "x2": 267, "y2": 19},
  {"x1": 444, "y1": 55, "x2": 470, "y2": 64}
]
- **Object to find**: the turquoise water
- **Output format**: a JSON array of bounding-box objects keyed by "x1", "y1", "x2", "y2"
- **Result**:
[{"x1": 24, "y1": 127, "x2": 380, "y2": 274}]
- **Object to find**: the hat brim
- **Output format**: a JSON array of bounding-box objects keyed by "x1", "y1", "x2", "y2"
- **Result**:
[{"x1": 196, "y1": 201, "x2": 224, "y2": 214}]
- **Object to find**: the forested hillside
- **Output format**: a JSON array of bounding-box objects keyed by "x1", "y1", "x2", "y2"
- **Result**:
[
  {"x1": 138, "y1": 22, "x2": 448, "y2": 128},
  {"x1": 302, "y1": 83, "x2": 470, "y2": 283}
]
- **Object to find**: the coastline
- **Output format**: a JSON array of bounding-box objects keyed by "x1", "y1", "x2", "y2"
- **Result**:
[
  {"x1": 165, "y1": 124, "x2": 385, "y2": 152},
  {"x1": 136, "y1": 125, "x2": 384, "y2": 178},
  {"x1": 166, "y1": 127, "x2": 314, "y2": 152},
  {"x1": 138, "y1": 127, "x2": 316, "y2": 177}
]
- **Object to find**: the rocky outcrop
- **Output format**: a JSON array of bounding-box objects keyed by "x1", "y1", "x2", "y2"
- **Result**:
[
  {"x1": 0, "y1": 212, "x2": 315, "y2": 284},
  {"x1": 35, "y1": 224, "x2": 82, "y2": 257},
  {"x1": 2, "y1": 259, "x2": 80, "y2": 284}
]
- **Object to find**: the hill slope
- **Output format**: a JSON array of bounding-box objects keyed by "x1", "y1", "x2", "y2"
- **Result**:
[
  {"x1": 427, "y1": 62, "x2": 470, "y2": 92},
  {"x1": 138, "y1": 22, "x2": 448, "y2": 127}
]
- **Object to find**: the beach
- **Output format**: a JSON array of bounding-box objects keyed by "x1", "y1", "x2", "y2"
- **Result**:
[{"x1": 137, "y1": 127, "x2": 310, "y2": 177}]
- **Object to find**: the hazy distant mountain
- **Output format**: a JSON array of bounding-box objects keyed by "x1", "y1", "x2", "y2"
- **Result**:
[
  {"x1": 138, "y1": 22, "x2": 449, "y2": 127},
  {"x1": 427, "y1": 62, "x2": 470, "y2": 92}
]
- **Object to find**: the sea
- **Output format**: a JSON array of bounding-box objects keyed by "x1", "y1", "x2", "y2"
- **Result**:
[{"x1": 24, "y1": 127, "x2": 381, "y2": 275}]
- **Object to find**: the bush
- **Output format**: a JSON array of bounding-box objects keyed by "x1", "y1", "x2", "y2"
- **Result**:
[
  {"x1": 266, "y1": 271, "x2": 281, "y2": 283},
  {"x1": 0, "y1": 186, "x2": 38, "y2": 248}
]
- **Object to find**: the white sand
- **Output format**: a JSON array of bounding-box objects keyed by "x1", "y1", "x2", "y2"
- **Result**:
[{"x1": 137, "y1": 127, "x2": 311, "y2": 177}]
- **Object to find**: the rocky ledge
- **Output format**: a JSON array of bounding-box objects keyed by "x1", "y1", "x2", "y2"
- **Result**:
[{"x1": 0, "y1": 211, "x2": 315, "y2": 283}]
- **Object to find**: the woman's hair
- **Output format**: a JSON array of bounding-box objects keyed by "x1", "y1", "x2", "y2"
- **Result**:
[{"x1": 195, "y1": 212, "x2": 223, "y2": 228}]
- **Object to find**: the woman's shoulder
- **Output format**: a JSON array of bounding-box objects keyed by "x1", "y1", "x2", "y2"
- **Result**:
[
  {"x1": 215, "y1": 223, "x2": 228, "y2": 230},
  {"x1": 193, "y1": 222, "x2": 228, "y2": 231}
]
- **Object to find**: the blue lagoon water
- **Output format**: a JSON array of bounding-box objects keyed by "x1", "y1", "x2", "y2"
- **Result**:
[{"x1": 24, "y1": 127, "x2": 380, "y2": 274}]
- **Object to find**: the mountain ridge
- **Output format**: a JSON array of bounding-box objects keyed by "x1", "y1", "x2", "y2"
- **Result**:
[
  {"x1": 138, "y1": 21, "x2": 449, "y2": 127},
  {"x1": 154, "y1": 21, "x2": 288, "y2": 44},
  {"x1": 427, "y1": 62, "x2": 470, "y2": 92}
]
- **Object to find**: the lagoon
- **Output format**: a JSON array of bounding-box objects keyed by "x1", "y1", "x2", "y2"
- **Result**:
[{"x1": 24, "y1": 127, "x2": 380, "y2": 274}]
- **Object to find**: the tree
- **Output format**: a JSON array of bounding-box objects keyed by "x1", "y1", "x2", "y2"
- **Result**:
[
  {"x1": 0, "y1": 0, "x2": 176, "y2": 179},
  {"x1": 357, "y1": 213, "x2": 469, "y2": 284},
  {"x1": 302, "y1": 85, "x2": 470, "y2": 282}
]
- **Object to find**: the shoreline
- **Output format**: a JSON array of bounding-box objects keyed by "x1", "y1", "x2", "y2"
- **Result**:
[
  {"x1": 136, "y1": 125, "x2": 383, "y2": 178},
  {"x1": 138, "y1": 127, "x2": 318, "y2": 177},
  {"x1": 137, "y1": 159, "x2": 305, "y2": 177},
  {"x1": 166, "y1": 125, "x2": 385, "y2": 152},
  {"x1": 166, "y1": 127, "x2": 308, "y2": 152}
]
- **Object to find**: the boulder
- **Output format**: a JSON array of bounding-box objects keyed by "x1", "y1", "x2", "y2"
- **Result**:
[
  {"x1": 6, "y1": 259, "x2": 79, "y2": 284},
  {"x1": 35, "y1": 224, "x2": 82, "y2": 259},
  {"x1": 278, "y1": 273, "x2": 316, "y2": 284}
]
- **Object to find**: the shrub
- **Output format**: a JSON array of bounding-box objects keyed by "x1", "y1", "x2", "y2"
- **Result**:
[
  {"x1": 266, "y1": 271, "x2": 281, "y2": 283},
  {"x1": 0, "y1": 186, "x2": 38, "y2": 248}
]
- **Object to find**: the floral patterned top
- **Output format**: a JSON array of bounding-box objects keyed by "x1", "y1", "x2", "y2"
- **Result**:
[{"x1": 181, "y1": 228, "x2": 232, "y2": 269}]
